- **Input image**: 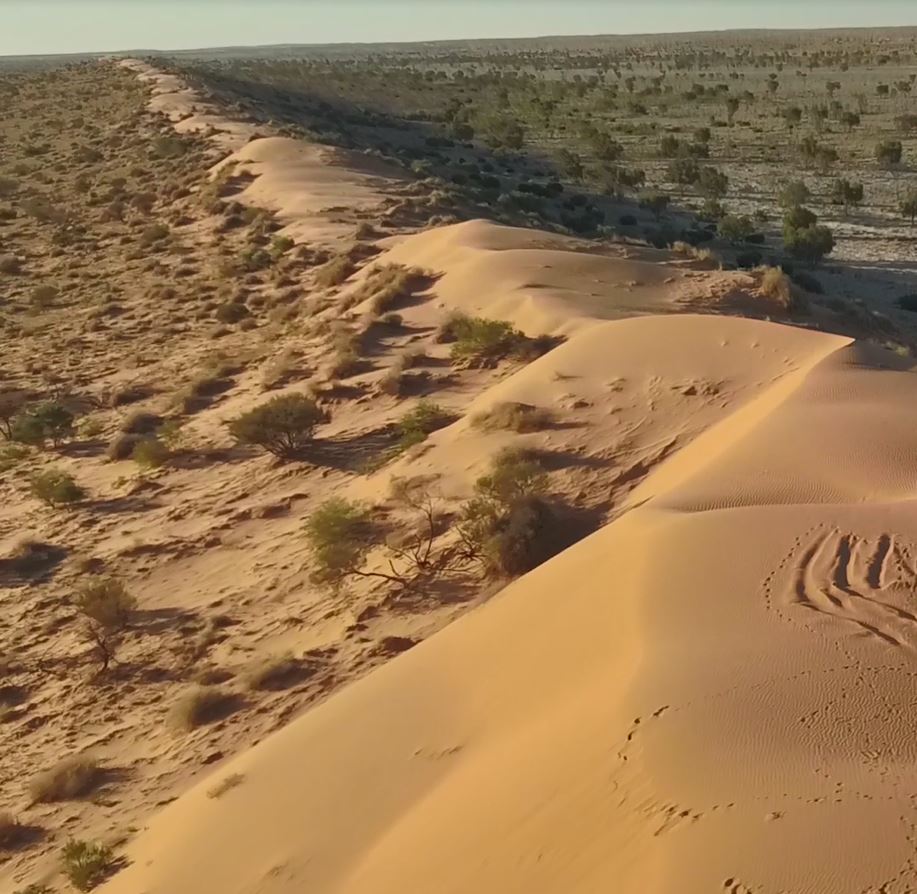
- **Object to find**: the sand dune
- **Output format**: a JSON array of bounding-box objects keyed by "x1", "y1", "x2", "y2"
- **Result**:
[
  {"x1": 102, "y1": 287, "x2": 917, "y2": 893},
  {"x1": 7, "y1": 60, "x2": 912, "y2": 894}
]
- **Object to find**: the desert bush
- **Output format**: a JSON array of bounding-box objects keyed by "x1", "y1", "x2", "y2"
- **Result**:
[
  {"x1": 471, "y1": 401, "x2": 553, "y2": 433},
  {"x1": 759, "y1": 267, "x2": 800, "y2": 312},
  {"x1": 131, "y1": 437, "x2": 170, "y2": 468},
  {"x1": 30, "y1": 468, "x2": 85, "y2": 506},
  {"x1": 397, "y1": 400, "x2": 452, "y2": 448},
  {"x1": 11, "y1": 401, "x2": 74, "y2": 447},
  {"x1": 228, "y1": 393, "x2": 325, "y2": 459},
  {"x1": 718, "y1": 214, "x2": 755, "y2": 244},
  {"x1": 106, "y1": 432, "x2": 142, "y2": 460},
  {"x1": 215, "y1": 300, "x2": 249, "y2": 323},
  {"x1": 458, "y1": 449, "x2": 553, "y2": 577},
  {"x1": 444, "y1": 313, "x2": 530, "y2": 366},
  {"x1": 783, "y1": 222, "x2": 834, "y2": 265},
  {"x1": 61, "y1": 838, "x2": 115, "y2": 891},
  {"x1": 306, "y1": 498, "x2": 372, "y2": 586},
  {"x1": 346, "y1": 263, "x2": 429, "y2": 314},
  {"x1": 168, "y1": 686, "x2": 235, "y2": 731},
  {"x1": 238, "y1": 246, "x2": 271, "y2": 272},
  {"x1": 119, "y1": 410, "x2": 160, "y2": 435},
  {"x1": 29, "y1": 755, "x2": 99, "y2": 803},
  {"x1": 74, "y1": 578, "x2": 135, "y2": 630},
  {"x1": 831, "y1": 178, "x2": 864, "y2": 215},
  {"x1": 241, "y1": 654, "x2": 303, "y2": 691},
  {"x1": 315, "y1": 254, "x2": 355, "y2": 288}
]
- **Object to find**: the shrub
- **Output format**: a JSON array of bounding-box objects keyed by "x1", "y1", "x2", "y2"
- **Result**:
[
  {"x1": 167, "y1": 686, "x2": 235, "y2": 731},
  {"x1": 397, "y1": 400, "x2": 452, "y2": 448},
  {"x1": 241, "y1": 654, "x2": 304, "y2": 691},
  {"x1": 315, "y1": 254, "x2": 355, "y2": 288},
  {"x1": 74, "y1": 578, "x2": 135, "y2": 630},
  {"x1": 11, "y1": 401, "x2": 74, "y2": 447},
  {"x1": 900, "y1": 188, "x2": 917, "y2": 225},
  {"x1": 718, "y1": 214, "x2": 755, "y2": 244},
  {"x1": 119, "y1": 410, "x2": 160, "y2": 435},
  {"x1": 132, "y1": 437, "x2": 170, "y2": 468},
  {"x1": 447, "y1": 314, "x2": 529, "y2": 367},
  {"x1": 471, "y1": 401, "x2": 553, "y2": 433},
  {"x1": 831, "y1": 178, "x2": 864, "y2": 215},
  {"x1": 306, "y1": 498, "x2": 372, "y2": 586},
  {"x1": 458, "y1": 449, "x2": 553, "y2": 577},
  {"x1": 30, "y1": 755, "x2": 99, "y2": 803},
  {"x1": 759, "y1": 266, "x2": 801, "y2": 311},
  {"x1": 783, "y1": 223, "x2": 834, "y2": 264},
  {"x1": 215, "y1": 300, "x2": 249, "y2": 323},
  {"x1": 61, "y1": 838, "x2": 115, "y2": 891},
  {"x1": 876, "y1": 139, "x2": 903, "y2": 167},
  {"x1": 107, "y1": 432, "x2": 142, "y2": 460},
  {"x1": 30, "y1": 469, "x2": 85, "y2": 506},
  {"x1": 227, "y1": 393, "x2": 325, "y2": 459}
]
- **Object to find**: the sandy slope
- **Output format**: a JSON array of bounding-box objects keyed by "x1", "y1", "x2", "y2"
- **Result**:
[{"x1": 103, "y1": 305, "x2": 917, "y2": 893}]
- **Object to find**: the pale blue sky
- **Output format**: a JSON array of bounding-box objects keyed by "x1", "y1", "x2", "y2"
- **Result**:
[{"x1": 3, "y1": 0, "x2": 917, "y2": 57}]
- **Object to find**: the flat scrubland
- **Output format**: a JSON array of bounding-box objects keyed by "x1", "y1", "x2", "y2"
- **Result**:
[{"x1": 6, "y1": 31, "x2": 917, "y2": 894}]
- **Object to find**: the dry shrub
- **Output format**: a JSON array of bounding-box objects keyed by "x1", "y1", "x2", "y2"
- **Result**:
[
  {"x1": 167, "y1": 686, "x2": 236, "y2": 732},
  {"x1": 107, "y1": 432, "x2": 142, "y2": 461},
  {"x1": 241, "y1": 654, "x2": 305, "y2": 691},
  {"x1": 29, "y1": 755, "x2": 99, "y2": 803},
  {"x1": 344, "y1": 263, "x2": 430, "y2": 314},
  {"x1": 471, "y1": 401, "x2": 553, "y2": 433},
  {"x1": 74, "y1": 578, "x2": 135, "y2": 630},
  {"x1": 119, "y1": 410, "x2": 160, "y2": 435},
  {"x1": 760, "y1": 266, "x2": 792, "y2": 308},
  {"x1": 314, "y1": 254, "x2": 355, "y2": 289}
]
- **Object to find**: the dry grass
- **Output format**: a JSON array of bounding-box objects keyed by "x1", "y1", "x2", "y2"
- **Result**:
[
  {"x1": 471, "y1": 401, "x2": 554, "y2": 433},
  {"x1": 759, "y1": 266, "x2": 800, "y2": 311},
  {"x1": 167, "y1": 685, "x2": 236, "y2": 732},
  {"x1": 241, "y1": 654, "x2": 304, "y2": 691},
  {"x1": 206, "y1": 773, "x2": 245, "y2": 799},
  {"x1": 344, "y1": 263, "x2": 431, "y2": 314},
  {"x1": 314, "y1": 253, "x2": 355, "y2": 289},
  {"x1": 29, "y1": 755, "x2": 99, "y2": 803}
]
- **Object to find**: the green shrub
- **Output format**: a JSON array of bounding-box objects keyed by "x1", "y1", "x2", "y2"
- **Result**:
[
  {"x1": 228, "y1": 393, "x2": 325, "y2": 459},
  {"x1": 74, "y1": 578, "x2": 135, "y2": 630},
  {"x1": 30, "y1": 469, "x2": 85, "y2": 506},
  {"x1": 61, "y1": 838, "x2": 115, "y2": 891},
  {"x1": 783, "y1": 223, "x2": 834, "y2": 264},
  {"x1": 131, "y1": 437, "x2": 170, "y2": 468},
  {"x1": 397, "y1": 401, "x2": 452, "y2": 448},
  {"x1": 305, "y1": 498, "x2": 372, "y2": 586},
  {"x1": 11, "y1": 401, "x2": 74, "y2": 447},
  {"x1": 458, "y1": 449, "x2": 553, "y2": 577},
  {"x1": 445, "y1": 313, "x2": 529, "y2": 367}
]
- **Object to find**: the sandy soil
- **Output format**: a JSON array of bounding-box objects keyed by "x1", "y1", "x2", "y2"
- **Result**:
[{"x1": 5, "y1": 60, "x2": 917, "y2": 894}]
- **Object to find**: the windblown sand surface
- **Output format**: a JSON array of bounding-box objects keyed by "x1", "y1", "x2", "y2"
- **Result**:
[{"x1": 6, "y1": 60, "x2": 917, "y2": 894}]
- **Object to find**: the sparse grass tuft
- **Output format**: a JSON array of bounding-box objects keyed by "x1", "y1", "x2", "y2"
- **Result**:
[
  {"x1": 30, "y1": 755, "x2": 99, "y2": 803},
  {"x1": 167, "y1": 686, "x2": 236, "y2": 732},
  {"x1": 61, "y1": 838, "x2": 115, "y2": 891},
  {"x1": 397, "y1": 400, "x2": 453, "y2": 448},
  {"x1": 241, "y1": 654, "x2": 305, "y2": 691},
  {"x1": 471, "y1": 402, "x2": 553, "y2": 433},
  {"x1": 315, "y1": 254, "x2": 355, "y2": 289}
]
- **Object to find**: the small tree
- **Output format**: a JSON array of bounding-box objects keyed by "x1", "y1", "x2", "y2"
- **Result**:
[
  {"x1": 832, "y1": 179, "x2": 864, "y2": 216},
  {"x1": 667, "y1": 156, "x2": 700, "y2": 187},
  {"x1": 11, "y1": 401, "x2": 74, "y2": 448},
  {"x1": 784, "y1": 205, "x2": 818, "y2": 230},
  {"x1": 784, "y1": 223, "x2": 835, "y2": 264},
  {"x1": 778, "y1": 181, "x2": 811, "y2": 209},
  {"x1": 228, "y1": 393, "x2": 325, "y2": 459},
  {"x1": 840, "y1": 111, "x2": 860, "y2": 131}
]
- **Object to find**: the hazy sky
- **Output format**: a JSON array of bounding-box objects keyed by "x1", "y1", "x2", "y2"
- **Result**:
[{"x1": 4, "y1": 0, "x2": 917, "y2": 57}]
